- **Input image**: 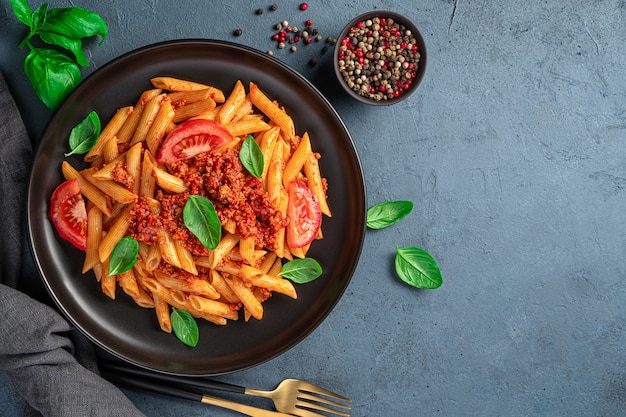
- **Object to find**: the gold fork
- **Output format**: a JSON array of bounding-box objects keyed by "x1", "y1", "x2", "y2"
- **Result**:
[{"x1": 100, "y1": 362, "x2": 352, "y2": 417}]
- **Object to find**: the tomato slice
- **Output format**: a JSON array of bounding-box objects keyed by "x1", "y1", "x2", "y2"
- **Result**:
[
  {"x1": 156, "y1": 119, "x2": 233, "y2": 164},
  {"x1": 286, "y1": 180, "x2": 322, "y2": 248},
  {"x1": 50, "y1": 179, "x2": 87, "y2": 250}
]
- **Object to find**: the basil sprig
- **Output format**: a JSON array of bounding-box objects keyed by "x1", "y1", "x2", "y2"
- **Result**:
[
  {"x1": 108, "y1": 236, "x2": 138, "y2": 276},
  {"x1": 239, "y1": 135, "x2": 264, "y2": 178},
  {"x1": 183, "y1": 195, "x2": 221, "y2": 250},
  {"x1": 65, "y1": 111, "x2": 100, "y2": 156},
  {"x1": 171, "y1": 308, "x2": 199, "y2": 347},
  {"x1": 366, "y1": 200, "x2": 414, "y2": 229},
  {"x1": 395, "y1": 246, "x2": 442, "y2": 289},
  {"x1": 280, "y1": 258, "x2": 323, "y2": 284},
  {"x1": 8, "y1": 0, "x2": 108, "y2": 109}
]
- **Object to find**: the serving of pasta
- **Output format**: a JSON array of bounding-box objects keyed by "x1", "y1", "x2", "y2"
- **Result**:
[{"x1": 53, "y1": 76, "x2": 331, "y2": 335}]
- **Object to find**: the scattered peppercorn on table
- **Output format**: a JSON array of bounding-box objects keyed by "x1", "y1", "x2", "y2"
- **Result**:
[{"x1": 1, "y1": 0, "x2": 625, "y2": 416}]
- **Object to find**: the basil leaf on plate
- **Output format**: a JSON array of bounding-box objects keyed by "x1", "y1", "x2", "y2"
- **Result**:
[
  {"x1": 171, "y1": 308, "x2": 199, "y2": 347},
  {"x1": 239, "y1": 135, "x2": 264, "y2": 178},
  {"x1": 65, "y1": 111, "x2": 100, "y2": 156},
  {"x1": 395, "y1": 246, "x2": 442, "y2": 289},
  {"x1": 280, "y1": 258, "x2": 323, "y2": 284},
  {"x1": 109, "y1": 236, "x2": 138, "y2": 276},
  {"x1": 183, "y1": 195, "x2": 221, "y2": 250},
  {"x1": 24, "y1": 47, "x2": 81, "y2": 110},
  {"x1": 366, "y1": 200, "x2": 413, "y2": 229}
]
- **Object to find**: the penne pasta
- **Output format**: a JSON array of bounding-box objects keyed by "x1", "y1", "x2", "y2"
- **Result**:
[{"x1": 55, "y1": 77, "x2": 331, "y2": 335}]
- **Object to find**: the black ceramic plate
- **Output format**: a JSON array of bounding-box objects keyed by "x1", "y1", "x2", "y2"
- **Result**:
[{"x1": 27, "y1": 40, "x2": 365, "y2": 376}]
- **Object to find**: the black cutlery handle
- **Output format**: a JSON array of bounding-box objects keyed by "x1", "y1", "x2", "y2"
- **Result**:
[{"x1": 99, "y1": 362, "x2": 247, "y2": 395}]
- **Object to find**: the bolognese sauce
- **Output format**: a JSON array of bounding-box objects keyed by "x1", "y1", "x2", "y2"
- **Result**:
[{"x1": 128, "y1": 147, "x2": 288, "y2": 257}]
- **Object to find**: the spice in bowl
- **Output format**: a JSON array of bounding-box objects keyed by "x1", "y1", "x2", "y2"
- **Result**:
[{"x1": 334, "y1": 12, "x2": 426, "y2": 105}]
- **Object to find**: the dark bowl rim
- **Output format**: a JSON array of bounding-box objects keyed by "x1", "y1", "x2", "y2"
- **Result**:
[{"x1": 333, "y1": 10, "x2": 428, "y2": 106}]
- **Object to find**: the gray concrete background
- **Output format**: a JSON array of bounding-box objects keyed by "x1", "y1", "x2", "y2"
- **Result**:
[{"x1": 1, "y1": 0, "x2": 625, "y2": 415}]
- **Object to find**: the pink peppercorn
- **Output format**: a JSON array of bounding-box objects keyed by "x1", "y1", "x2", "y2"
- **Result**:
[{"x1": 300, "y1": 2, "x2": 308, "y2": 11}]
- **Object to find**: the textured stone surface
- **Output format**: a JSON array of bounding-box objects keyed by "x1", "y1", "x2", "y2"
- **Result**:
[{"x1": 1, "y1": 0, "x2": 625, "y2": 415}]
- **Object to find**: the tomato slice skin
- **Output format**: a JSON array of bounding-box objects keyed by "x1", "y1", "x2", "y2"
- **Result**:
[
  {"x1": 286, "y1": 180, "x2": 322, "y2": 249},
  {"x1": 156, "y1": 119, "x2": 233, "y2": 164},
  {"x1": 50, "y1": 179, "x2": 87, "y2": 251}
]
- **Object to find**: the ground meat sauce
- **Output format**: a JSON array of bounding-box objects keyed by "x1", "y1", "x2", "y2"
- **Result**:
[{"x1": 128, "y1": 148, "x2": 287, "y2": 256}]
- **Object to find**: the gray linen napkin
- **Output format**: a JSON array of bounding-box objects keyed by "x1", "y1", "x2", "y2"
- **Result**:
[{"x1": 0, "y1": 71, "x2": 146, "y2": 417}]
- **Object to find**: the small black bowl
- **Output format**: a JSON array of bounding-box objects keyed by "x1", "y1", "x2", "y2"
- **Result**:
[{"x1": 333, "y1": 11, "x2": 427, "y2": 105}]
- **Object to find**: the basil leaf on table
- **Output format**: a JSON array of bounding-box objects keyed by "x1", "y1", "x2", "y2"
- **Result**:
[
  {"x1": 395, "y1": 246, "x2": 443, "y2": 289},
  {"x1": 366, "y1": 200, "x2": 414, "y2": 229},
  {"x1": 108, "y1": 236, "x2": 138, "y2": 276},
  {"x1": 41, "y1": 7, "x2": 108, "y2": 44},
  {"x1": 239, "y1": 135, "x2": 264, "y2": 178},
  {"x1": 24, "y1": 47, "x2": 81, "y2": 110},
  {"x1": 280, "y1": 258, "x2": 323, "y2": 284},
  {"x1": 39, "y1": 31, "x2": 89, "y2": 66},
  {"x1": 171, "y1": 308, "x2": 199, "y2": 347},
  {"x1": 7, "y1": 0, "x2": 32, "y2": 27},
  {"x1": 183, "y1": 195, "x2": 222, "y2": 250},
  {"x1": 65, "y1": 111, "x2": 100, "y2": 156}
]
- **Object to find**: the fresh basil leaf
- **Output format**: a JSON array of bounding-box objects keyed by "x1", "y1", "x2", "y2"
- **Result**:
[
  {"x1": 280, "y1": 258, "x2": 323, "y2": 284},
  {"x1": 184, "y1": 195, "x2": 221, "y2": 250},
  {"x1": 109, "y1": 236, "x2": 138, "y2": 276},
  {"x1": 39, "y1": 31, "x2": 88, "y2": 66},
  {"x1": 30, "y1": 3, "x2": 48, "y2": 32},
  {"x1": 239, "y1": 135, "x2": 264, "y2": 178},
  {"x1": 24, "y1": 47, "x2": 81, "y2": 109},
  {"x1": 41, "y1": 7, "x2": 108, "y2": 44},
  {"x1": 395, "y1": 246, "x2": 442, "y2": 289},
  {"x1": 367, "y1": 200, "x2": 414, "y2": 229},
  {"x1": 8, "y1": 0, "x2": 32, "y2": 28},
  {"x1": 65, "y1": 111, "x2": 100, "y2": 156},
  {"x1": 171, "y1": 308, "x2": 199, "y2": 347}
]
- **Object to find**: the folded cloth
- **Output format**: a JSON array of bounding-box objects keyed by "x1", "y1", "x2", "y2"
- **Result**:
[{"x1": 0, "y1": 72, "x2": 146, "y2": 417}]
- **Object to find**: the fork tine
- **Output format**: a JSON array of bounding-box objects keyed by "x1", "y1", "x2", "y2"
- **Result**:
[
  {"x1": 296, "y1": 397, "x2": 350, "y2": 417},
  {"x1": 291, "y1": 379, "x2": 352, "y2": 403},
  {"x1": 297, "y1": 392, "x2": 351, "y2": 411}
]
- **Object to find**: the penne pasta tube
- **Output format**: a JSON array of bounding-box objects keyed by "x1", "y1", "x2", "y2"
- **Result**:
[
  {"x1": 209, "y1": 269, "x2": 240, "y2": 304},
  {"x1": 259, "y1": 127, "x2": 280, "y2": 181},
  {"x1": 139, "y1": 150, "x2": 157, "y2": 198},
  {"x1": 81, "y1": 168, "x2": 138, "y2": 204},
  {"x1": 167, "y1": 88, "x2": 212, "y2": 107},
  {"x1": 283, "y1": 132, "x2": 311, "y2": 188},
  {"x1": 173, "y1": 98, "x2": 216, "y2": 123},
  {"x1": 225, "y1": 276, "x2": 263, "y2": 320},
  {"x1": 117, "y1": 89, "x2": 162, "y2": 144},
  {"x1": 98, "y1": 204, "x2": 133, "y2": 263},
  {"x1": 153, "y1": 165, "x2": 188, "y2": 193},
  {"x1": 218, "y1": 80, "x2": 246, "y2": 126},
  {"x1": 102, "y1": 135, "x2": 119, "y2": 163},
  {"x1": 82, "y1": 206, "x2": 103, "y2": 273},
  {"x1": 61, "y1": 161, "x2": 112, "y2": 217},
  {"x1": 152, "y1": 293, "x2": 172, "y2": 332},
  {"x1": 85, "y1": 106, "x2": 132, "y2": 162},
  {"x1": 125, "y1": 142, "x2": 143, "y2": 195},
  {"x1": 304, "y1": 151, "x2": 332, "y2": 217},
  {"x1": 145, "y1": 98, "x2": 175, "y2": 155},
  {"x1": 132, "y1": 285, "x2": 155, "y2": 309},
  {"x1": 91, "y1": 153, "x2": 125, "y2": 180},
  {"x1": 248, "y1": 82, "x2": 295, "y2": 140},
  {"x1": 145, "y1": 243, "x2": 162, "y2": 272},
  {"x1": 238, "y1": 236, "x2": 256, "y2": 266},
  {"x1": 188, "y1": 295, "x2": 238, "y2": 320},
  {"x1": 118, "y1": 268, "x2": 139, "y2": 299},
  {"x1": 154, "y1": 271, "x2": 219, "y2": 300},
  {"x1": 266, "y1": 142, "x2": 284, "y2": 202},
  {"x1": 130, "y1": 93, "x2": 165, "y2": 146},
  {"x1": 151, "y1": 76, "x2": 225, "y2": 102},
  {"x1": 209, "y1": 232, "x2": 239, "y2": 268},
  {"x1": 100, "y1": 260, "x2": 116, "y2": 300},
  {"x1": 225, "y1": 117, "x2": 271, "y2": 137},
  {"x1": 157, "y1": 229, "x2": 181, "y2": 268}
]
